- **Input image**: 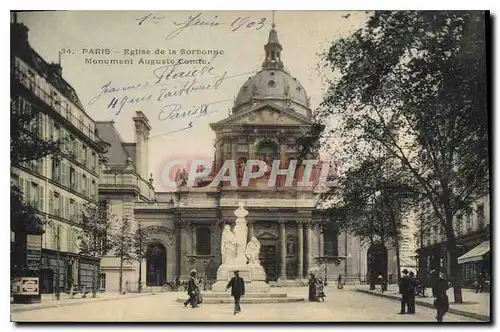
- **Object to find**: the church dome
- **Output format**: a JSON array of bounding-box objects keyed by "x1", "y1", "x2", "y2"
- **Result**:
[
  {"x1": 232, "y1": 24, "x2": 311, "y2": 116},
  {"x1": 234, "y1": 69, "x2": 310, "y2": 110}
]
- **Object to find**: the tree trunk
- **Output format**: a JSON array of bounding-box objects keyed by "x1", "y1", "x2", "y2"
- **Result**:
[
  {"x1": 138, "y1": 258, "x2": 142, "y2": 293},
  {"x1": 445, "y1": 209, "x2": 463, "y2": 303},
  {"x1": 119, "y1": 253, "x2": 124, "y2": 294},
  {"x1": 92, "y1": 258, "x2": 97, "y2": 298}
]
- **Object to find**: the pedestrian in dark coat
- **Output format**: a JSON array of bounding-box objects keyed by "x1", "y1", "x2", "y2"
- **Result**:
[
  {"x1": 434, "y1": 273, "x2": 451, "y2": 322},
  {"x1": 398, "y1": 269, "x2": 412, "y2": 314},
  {"x1": 184, "y1": 271, "x2": 199, "y2": 308},
  {"x1": 308, "y1": 273, "x2": 318, "y2": 302},
  {"x1": 408, "y1": 271, "x2": 417, "y2": 314},
  {"x1": 226, "y1": 270, "x2": 245, "y2": 315},
  {"x1": 476, "y1": 272, "x2": 485, "y2": 293}
]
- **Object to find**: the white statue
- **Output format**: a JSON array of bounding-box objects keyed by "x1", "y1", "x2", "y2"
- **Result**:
[
  {"x1": 245, "y1": 236, "x2": 261, "y2": 265},
  {"x1": 233, "y1": 202, "x2": 249, "y2": 265},
  {"x1": 221, "y1": 225, "x2": 237, "y2": 265}
]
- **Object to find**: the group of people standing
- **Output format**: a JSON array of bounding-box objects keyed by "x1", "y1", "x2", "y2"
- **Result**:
[
  {"x1": 399, "y1": 269, "x2": 451, "y2": 322},
  {"x1": 308, "y1": 273, "x2": 337, "y2": 302}
]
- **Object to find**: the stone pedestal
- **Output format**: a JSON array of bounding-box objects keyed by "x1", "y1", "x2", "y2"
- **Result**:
[{"x1": 211, "y1": 263, "x2": 270, "y2": 293}]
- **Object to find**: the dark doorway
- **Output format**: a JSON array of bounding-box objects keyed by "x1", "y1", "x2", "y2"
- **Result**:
[
  {"x1": 367, "y1": 243, "x2": 388, "y2": 288},
  {"x1": 146, "y1": 243, "x2": 167, "y2": 286},
  {"x1": 39, "y1": 268, "x2": 54, "y2": 294},
  {"x1": 66, "y1": 263, "x2": 73, "y2": 290},
  {"x1": 260, "y1": 245, "x2": 277, "y2": 281}
]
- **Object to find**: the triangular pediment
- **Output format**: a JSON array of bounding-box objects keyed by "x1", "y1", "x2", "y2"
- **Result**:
[
  {"x1": 212, "y1": 102, "x2": 314, "y2": 127},
  {"x1": 257, "y1": 231, "x2": 278, "y2": 240}
]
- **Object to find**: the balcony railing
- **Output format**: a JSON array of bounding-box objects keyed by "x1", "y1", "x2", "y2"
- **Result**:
[
  {"x1": 12, "y1": 67, "x2": 96, "y2": 142},
  {"x1": 99, "y1": 171, "x2": 154, "y2": 199}
]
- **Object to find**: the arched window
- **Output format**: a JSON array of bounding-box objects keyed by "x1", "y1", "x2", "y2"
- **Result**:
[
  {"x1": 323, "y1": 224, "x2": 338, "y2": 257},
  {"x1": 196, "y1": 227, "x2": 211, "y2": 255}
]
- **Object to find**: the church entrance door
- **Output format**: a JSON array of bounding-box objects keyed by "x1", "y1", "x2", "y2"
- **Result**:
[
  {"x1": 260, "y1": 245, "x2": 277, "y2": 281},
  {"x1": 146, "y1": 243, "x2": 167, "y2": 286}
]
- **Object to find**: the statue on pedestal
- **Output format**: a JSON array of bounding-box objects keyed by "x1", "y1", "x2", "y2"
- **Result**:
[
  {"x1": 212, "y1": 202, "x2": 270, "y2": 293},
  {"x1": 221, "y1": 225, "x2": 237, "y2": 265}
]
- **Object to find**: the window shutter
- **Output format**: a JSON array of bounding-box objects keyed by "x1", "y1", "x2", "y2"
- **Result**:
[
  {"x1": 25, "y1": 180, "x2": 31, "y2": 204},
  {"x1": 39, "y1": 185, "x2": 44, "y2": 212},
  {"x1": 67, "y1": 226, "x2": 71, "y2": 252},
  {"x1": 19, "y1": 177, "x2": 25, "y2": 198},
  {"x1": 38, "y1": 113, "x2": 44, "y2": 139},
  {"x1": 48, "y1": 119, "x2": 53, "y2": 140},
  {"x1": 65, "y1": 197, "x2": 70, "y2": 220},
  {"x1": 48, "y1": 190, "x2": 54, "y2": 214}
]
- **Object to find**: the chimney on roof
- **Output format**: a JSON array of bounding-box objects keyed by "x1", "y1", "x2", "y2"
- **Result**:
[
  {"x1": 133, "y1": 111, "x2": 152, "y2": 180},
  {"x1": 11, "y1": 13, "x2": 30, "y2": 52},
  {"x1": 48, "y1": 63, "x2": 62, "y2": 77}
]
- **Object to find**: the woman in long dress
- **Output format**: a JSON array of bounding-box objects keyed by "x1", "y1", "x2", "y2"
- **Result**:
[{"x1": 308, "y1": 273, "x2": 318, "y2": 302}]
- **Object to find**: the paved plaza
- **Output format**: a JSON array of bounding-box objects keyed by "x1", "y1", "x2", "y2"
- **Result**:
[{"x1": 11, "y1": 287, "x2": 482, "y2": 323}]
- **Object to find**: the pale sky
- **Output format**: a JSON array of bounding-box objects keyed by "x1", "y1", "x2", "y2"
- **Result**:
[{"x1": 18, "y1": 10, "x2": 368, "y2": 186}]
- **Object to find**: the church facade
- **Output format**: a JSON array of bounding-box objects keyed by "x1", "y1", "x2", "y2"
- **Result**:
[{"x1": 99, "y1": 25, "x2": 400, "y2": 292}]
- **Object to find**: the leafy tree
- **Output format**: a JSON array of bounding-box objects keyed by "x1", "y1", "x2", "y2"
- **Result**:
[
  {"x1": 78, "y1": 201, "x2": 114, "y2": 298},
  {"x1": 323, "y1": 154, "x2": 418, "y2": 288},
  {"x1": 132, "y1": 220, "x2": 151, "y2": 293},
  {"x1": 319, "y1": 11, "x2": 488, "y2": 303},
  {"x1": 111, "y1": 216, "x2": 135, "y2": 294}
]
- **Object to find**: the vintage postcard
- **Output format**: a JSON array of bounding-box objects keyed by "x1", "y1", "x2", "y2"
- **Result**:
[{"x1": 10, "y1": 10, "x2": 490, "y2": 323}]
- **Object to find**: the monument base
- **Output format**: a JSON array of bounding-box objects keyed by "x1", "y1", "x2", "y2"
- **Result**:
[
  {"x1": 212, "y1": 263, "x2": 270, "y2": 293},
  {"x1": 211, "y1": 280, "x2": 271, "y2": 293}
]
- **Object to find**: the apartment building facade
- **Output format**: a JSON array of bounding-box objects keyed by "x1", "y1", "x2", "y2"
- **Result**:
[
  {"x1": 417, "y1": 194, "x2": 491, "y2": 287},
  {"x1": 11, "y1": 20, "x2": 105, "y2": 294}
]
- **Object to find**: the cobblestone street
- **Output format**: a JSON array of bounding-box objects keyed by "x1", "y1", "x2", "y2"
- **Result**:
[{"x1": 11, "y1": 287, "x2": 482, "y2": 323}]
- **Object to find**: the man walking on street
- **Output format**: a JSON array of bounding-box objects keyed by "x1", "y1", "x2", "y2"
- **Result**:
[
  {"x1": 398, "y1": 269, "x2": 412, "y2": 314},
  {"x1": 408, "y1": 271, "x2": 417, "y2": 314},
  {"x1": 226, "y1": 270, "x2": 245, "y2": 315},
  {"x1": 184, "y1": 270, "x2": 199, "y2": 308}
]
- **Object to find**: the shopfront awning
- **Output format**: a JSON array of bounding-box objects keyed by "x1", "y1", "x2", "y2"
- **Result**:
[{"x1": 458, "y1": 241, "x2": 490, "y2": 264}]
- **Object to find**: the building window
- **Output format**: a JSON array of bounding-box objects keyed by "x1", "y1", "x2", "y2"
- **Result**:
[
  {"x1": 53, "y1": 192, "x2": 61, "y2": 217},
  {"x1": 82, "y1": 174, "x2": 88, "y2": 196},
  {"x1": 323, "y1": 224, "x2": 339, "y2": 257},
  {"x1": 476, "y1": 204, "x2": 485, "y2": 229},
  {"x1": 70, "y1": 167, "x2": 76, "y2": 191},
  {"x1": 91, "y1": 152, "x2": 97, "y2": 172},
  {"x1": 196, "y1": 227, "x2": 211, "y2": 255},
  {"x1": 82, "y1": 145, "x2": 88, "y2": 165},
  {"x1": 52, "y1": 158, "x2": 61, "y2": 182},
  {"x1": 466, "y1": 211, "x2": 473, "y2": 231},
  {"x1": 99, "y1": 273, "x2": 106, "y2": 290},
  {"x1": 29, "y1": 182, "x2": 39, "y2": 209}
]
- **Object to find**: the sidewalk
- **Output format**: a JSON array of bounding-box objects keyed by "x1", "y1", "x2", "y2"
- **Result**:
[
  {"x1": 11, "y1": 291, "x2": 156, "y2": 313},
  {"x1": 356, "y1": 284, "x2": 490, "y2": 321}
]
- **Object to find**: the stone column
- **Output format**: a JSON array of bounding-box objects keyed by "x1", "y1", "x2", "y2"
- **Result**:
[
  {"x1": 306, "y1": 222, "x2": 314, "y2": 274},
  {"x1": 175, "y1": 221, "x2": 181, "y2": 278},
  {"x1": 279, "y1": 137, "x2": 287, "y2": 165},
  {"x1": 318, "y1": 224, "x2": 324, "y2": 257},
  {"x1": 279, "y1": 221, "x2": 287, "y2": 280},
  {"x1": 223, "y1": 137, "x2": 231, "y2": 164},
  {"x1": 215, "y1": 140, "x2": 223, "y2": 172},
  {"x1": 248, "y1": 221, "x2": 254, "y2": 241},
  {"x1": 179, "y1": 220, "x2": 191, "y2": 279},
  {"x1": 248, "y1": 137, "x2": 255, "y2": 160},
  {"x1": 231, "y1": 137, "x2": 237, "y2": 162},
  {"x1": 297, "y1": 221, "x2": 304, "y2": 279},
  {"x1": 191, "y1": 224, "x2": 196, "y2": 255}
]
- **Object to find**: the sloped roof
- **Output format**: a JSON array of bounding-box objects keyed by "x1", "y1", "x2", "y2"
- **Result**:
[{"x1": 95, "y1": 121, "x2": 136, "y2": 168}]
